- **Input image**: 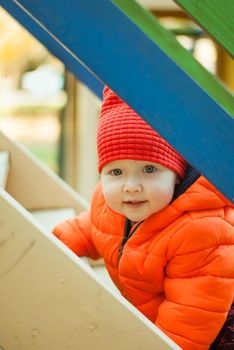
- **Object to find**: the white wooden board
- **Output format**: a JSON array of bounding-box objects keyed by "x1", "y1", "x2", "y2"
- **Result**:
[
  {"x1": 0, "y1": 189, "x2": 180, "y2": 350},
  {"x1": 0, "y1": 130, "x2": 88, "y2": 211}
]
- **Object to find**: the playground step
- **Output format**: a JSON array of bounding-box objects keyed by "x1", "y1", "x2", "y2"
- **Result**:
[
  {"x1": 0, "y1": 130, "x2": 88, "y2": 211},
  {"x1": 30, "y1": 207, "x2": 119, "y2": 293},
  {"x1": 30, "y1": 207, "x2": 77, "y2": 231}
]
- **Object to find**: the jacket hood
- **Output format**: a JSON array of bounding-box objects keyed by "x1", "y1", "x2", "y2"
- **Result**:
[{"x1": 172, "y1": 176, "x2": 233, "y2": 212}]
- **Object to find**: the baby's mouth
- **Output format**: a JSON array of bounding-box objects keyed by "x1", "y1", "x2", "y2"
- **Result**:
[{"x1": 123, "y1": 200, "x2": 147, "y2": 208}]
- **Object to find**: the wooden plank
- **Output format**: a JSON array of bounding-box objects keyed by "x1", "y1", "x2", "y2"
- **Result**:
[
  {"x1": 30, "y1": 206, "x2": 116, "y2": 291},
  {"x1": 2, "y1": 0, "x2": 233, "y2": 202},
  {"x1": 0, "y1": 1, "x2": 103, "y2": 98},
  {"x1": 30, "y1": 207, "x2": 77, "y2": 230},
  {"x1": 113, "y1": 0, "x2": 234, "y2": 117},
  {"x1": 0, "y1": 189, "x2": 180, "y2": 350},
  {"x1": 0, "y1": 131, "x2": 89, "y2": 211},
  {"x1": 0, "y1": 151, "x2": 10, "y2": 189},
  {"x1": 30, "y1": 207, "x2": 119, "y2": 292},
  {"x1": 174, "y1": 0, "x2": 234, "y2": 57}
]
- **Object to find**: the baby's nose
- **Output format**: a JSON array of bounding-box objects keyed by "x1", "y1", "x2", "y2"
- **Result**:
[{"x1": 123, "y1": 178, "x2": 142, "y2": 193}]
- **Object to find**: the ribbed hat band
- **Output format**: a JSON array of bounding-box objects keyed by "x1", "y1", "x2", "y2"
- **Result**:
[{"x1": 97, "y1": 87, "x2": 187, "y2": 178}]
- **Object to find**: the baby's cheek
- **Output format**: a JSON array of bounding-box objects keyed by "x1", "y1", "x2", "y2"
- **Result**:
[
  {"x1": 102, "y1": 187, "x2": 111, "y2": 205},
  {"x1": 159, "y1": 188, "x2": 175, "y2": 204},
  {"x1": 103, "y1": 187, "x2": 119, "y2": 211},
  {"x1": 149, "y1": 187, "x2": 174, "y2": 209}
]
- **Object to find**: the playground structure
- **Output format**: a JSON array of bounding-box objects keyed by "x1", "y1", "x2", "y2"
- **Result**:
[{"x1": 0, "y1": 1, "x2": 233, "y2": 349}]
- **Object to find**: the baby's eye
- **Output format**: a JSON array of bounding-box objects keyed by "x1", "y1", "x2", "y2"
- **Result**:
[
  {"x1": 110, "y1": 168, "x2": 122, "y2": 176},
  {"x1": 143, "y1": 165, "x2": 157, "y2": 173}
]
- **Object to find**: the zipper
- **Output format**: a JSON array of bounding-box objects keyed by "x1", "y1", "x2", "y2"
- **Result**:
[{"x1": 117, "y1": 219, "x2": 143, "y2": 265}]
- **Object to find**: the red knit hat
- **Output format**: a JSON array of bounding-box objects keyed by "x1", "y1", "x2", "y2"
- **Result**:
[{"x1": 97, "y1": 86, "x2": 187, "y2": 178}]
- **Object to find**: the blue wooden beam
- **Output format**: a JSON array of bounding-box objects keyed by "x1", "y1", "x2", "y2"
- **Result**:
[
  {"x1": 1, "y1": 0, "x2": 234, "y2": 202},
  {"x1": 0, "y1": 1, "x2": 103, "y2": 98}
]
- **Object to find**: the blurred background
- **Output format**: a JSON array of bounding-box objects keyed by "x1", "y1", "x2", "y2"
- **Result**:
[{"x1": 0, "y1": 0, "x2": 233, "y2": 201}]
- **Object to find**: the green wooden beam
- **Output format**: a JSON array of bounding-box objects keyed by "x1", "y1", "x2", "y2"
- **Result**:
[
  {"x1": 173, "y1": 0, "x2": 234, "y2": 57},
  {"x1": 113, "y1": 0, "x2": 234, "y2": 118}
]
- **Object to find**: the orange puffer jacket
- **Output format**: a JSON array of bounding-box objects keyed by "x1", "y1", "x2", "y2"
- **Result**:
[{"x1": 53, "y1": 176, "x2": 234, "y2": 350}]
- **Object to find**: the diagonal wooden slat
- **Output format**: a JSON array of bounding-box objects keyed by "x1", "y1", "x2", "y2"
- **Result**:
[
  {"x1": 1, "y1": 0, "x2": 234, "y2": 202},
  {"x1": 173, "y1": 0, "x2": 234, "y2": 57},
  {"x1": 113, "y1": 0, "x2": 234, "y2": 117},
  {"x1": 0, "y1": 2, "x2": 103, "y2": 98}
]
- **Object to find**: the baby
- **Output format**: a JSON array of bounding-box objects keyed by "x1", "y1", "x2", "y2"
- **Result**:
[{"x1": 53, "y1": 86, "x2": 234, "y2": 350}]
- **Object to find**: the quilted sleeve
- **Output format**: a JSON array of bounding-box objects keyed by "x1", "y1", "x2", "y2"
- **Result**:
[
  {"x1": 53, "y1": 211, "x2": 101, "y2": 260},
  {"x1": 156, "y1": 217, "x2": 234, "y2": 350}
]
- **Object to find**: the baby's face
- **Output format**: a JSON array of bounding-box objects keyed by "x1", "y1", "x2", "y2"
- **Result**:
[{"x1": 101, "y1": 159, "x2": 178, "y2": 223}]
